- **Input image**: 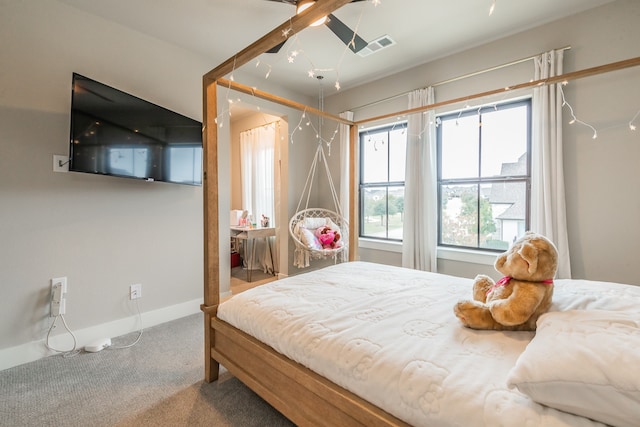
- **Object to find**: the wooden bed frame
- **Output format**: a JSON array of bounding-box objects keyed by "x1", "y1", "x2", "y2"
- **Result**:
[{"x1": 200, "y1": 1, "x2": 640, "y2": 424}]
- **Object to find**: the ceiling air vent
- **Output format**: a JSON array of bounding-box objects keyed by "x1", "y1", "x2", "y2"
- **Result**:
[{"x1": 356, "y1": 34, "x2": 396, "y2": 57}]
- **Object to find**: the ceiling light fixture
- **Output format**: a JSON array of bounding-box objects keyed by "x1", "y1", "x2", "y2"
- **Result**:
[{"x1": 296, "y1": 0, "x2": 327, "y2": 27}]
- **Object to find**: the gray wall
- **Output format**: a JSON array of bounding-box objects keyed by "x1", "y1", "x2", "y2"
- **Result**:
[
  {"x1": 0, "y1": 0, "x2": 212, "y2": 369},
  {"x1": 325, "y1": 0, "x2": 640, "y2": 285}
]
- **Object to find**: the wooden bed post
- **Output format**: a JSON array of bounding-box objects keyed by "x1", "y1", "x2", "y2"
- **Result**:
[{"x1": 202, "y1": 77, "x2": 220, "y2": 383}]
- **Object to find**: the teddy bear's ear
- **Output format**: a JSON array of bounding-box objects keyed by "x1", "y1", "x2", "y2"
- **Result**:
[{"x1": 517, "y1": 242, "x2": 539, "y2": 274}]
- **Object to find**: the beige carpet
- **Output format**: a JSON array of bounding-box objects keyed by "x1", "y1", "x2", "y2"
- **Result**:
[{"x1": 0, "y1": 313, "x2": 293, "y2": 427}]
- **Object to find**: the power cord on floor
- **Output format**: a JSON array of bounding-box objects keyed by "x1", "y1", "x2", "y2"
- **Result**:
[
  {"x1": 108, "y1": 296, "x2": 144, "y2": 350},
  {"x1": 46, "y1": 314, "x2": 80, "y2": 358}
]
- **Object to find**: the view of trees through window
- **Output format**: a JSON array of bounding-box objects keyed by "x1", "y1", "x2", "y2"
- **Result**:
[
  {"x1": 438, "y1": 99, "x2": 531, "y2": 250},
  {"x1": 360, "y1": 124, "x2": 406, "y2": 240},
  {"x1": 358, "y1": 99, "x2": 531, "y2": 251}
]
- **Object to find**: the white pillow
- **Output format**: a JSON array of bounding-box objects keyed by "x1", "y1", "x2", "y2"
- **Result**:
[
  {"x1": 507, "y1": 310, "x2": 640, "y2": 427},
  {"x1": 300, "y1": 217, "x2": 341, "y2": 233},
  {"x1": 298, "y1": 227, "x2": 321, "y2": 250}
]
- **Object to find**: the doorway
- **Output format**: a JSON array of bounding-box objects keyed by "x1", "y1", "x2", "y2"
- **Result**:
[{"x1": 229, "y1": 112, "x2": 287, "y2": 293}]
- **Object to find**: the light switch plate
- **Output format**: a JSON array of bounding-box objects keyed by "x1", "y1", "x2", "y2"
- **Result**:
[{"x1": 53, "y1": 155, "x2": 69, "y2": 172}]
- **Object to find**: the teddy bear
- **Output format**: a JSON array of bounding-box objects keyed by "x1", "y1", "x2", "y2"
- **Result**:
[
  {"x1": 314, "y1": 225, "x2": 342, "y2": 249},
  {"x1": 453, "y1": 231, "x2": 559, "y2": 331}
]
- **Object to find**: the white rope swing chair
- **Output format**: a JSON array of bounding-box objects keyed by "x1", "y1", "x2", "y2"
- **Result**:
[{"x1": 290, "y1": 142, "x2": 348, "y2": 268}]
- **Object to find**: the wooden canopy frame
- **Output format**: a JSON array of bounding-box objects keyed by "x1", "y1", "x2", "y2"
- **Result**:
[{"x1": 201, "y1": 1, "x2": 640, "y2": 424}]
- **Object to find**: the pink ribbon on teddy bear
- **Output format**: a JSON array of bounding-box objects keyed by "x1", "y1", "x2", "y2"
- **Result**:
[{"x1": 486, "y1": 276, "x2": 554, "y2": 296}]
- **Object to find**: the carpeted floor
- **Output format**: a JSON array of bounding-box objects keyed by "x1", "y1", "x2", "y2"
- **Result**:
[{"x1": 0, "y1": 314, "x2": 293, "y2": 427}]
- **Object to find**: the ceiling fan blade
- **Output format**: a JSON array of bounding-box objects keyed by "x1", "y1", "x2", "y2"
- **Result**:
[
  {"x1": 267, "y1": 40, "x2": 287, "y2": 53},
  {"x1": 325, "y1": 13, "x2": 368, "y2": 53}
]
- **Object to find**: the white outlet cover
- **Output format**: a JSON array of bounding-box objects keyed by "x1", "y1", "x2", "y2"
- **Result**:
[
  {"x1": 130, "y1": 284, "x2": 142, "y2": 299},
  {"x1": 53, "y1": 155, "x2": 69, "y2": 172},
  {"x1": 52, "y1": 277, "x2": 67, "y2": 293}
]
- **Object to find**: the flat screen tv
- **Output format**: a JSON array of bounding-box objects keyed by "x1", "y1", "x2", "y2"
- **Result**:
[{"x1": 69, "y1": 73, "x2": 202, "y2": 186}]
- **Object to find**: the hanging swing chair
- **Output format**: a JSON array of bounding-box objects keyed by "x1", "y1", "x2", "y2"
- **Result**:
[{"x1": 289, "y1": 143, "x2": 348, "y2": 268}]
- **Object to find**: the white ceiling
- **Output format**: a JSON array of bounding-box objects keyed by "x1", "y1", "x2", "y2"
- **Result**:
[{"x1": 58, "y1": 0, "x2": 616, "y2": 97}]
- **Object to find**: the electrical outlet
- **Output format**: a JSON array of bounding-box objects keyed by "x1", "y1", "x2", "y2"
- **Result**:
[
  {"x1": 51, "y1": 277, "x2": 67, "y2": 316},
  {"x1": 130, "y1": 284, "x2": 142, "y2": 300}
]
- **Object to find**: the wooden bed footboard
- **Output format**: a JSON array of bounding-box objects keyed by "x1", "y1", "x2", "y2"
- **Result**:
[{"x1": 207, "y1": 316, "x2": 410, "y2": 427}]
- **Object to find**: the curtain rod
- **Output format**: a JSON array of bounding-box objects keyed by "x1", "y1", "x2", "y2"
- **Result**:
[{"x1": 350, "y1": 46, "x2": 572, "y2": 112}]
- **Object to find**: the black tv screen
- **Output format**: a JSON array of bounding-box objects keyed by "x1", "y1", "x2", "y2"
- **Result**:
[{"x1": 69, "y1": 73, "x2": 202, "y2": 186}]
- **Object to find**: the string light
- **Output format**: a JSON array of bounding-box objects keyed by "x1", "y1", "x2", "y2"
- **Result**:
[
  {"x1": 559, "y1": 83, "x2": 598, "y2": 139},
  {"x1": 280, "y1": 3, "x2": 370, "y2": 91},
  {"x1": 489, "y1": 0, "x2": 496, "y2": 16},
  {"x1": 629, "y1": 110, "x2": 640, "y2": 131},
  {"x1": 290, "y1": 108, "x2": 308, "y2": 144},
  {"x1": 290, "y1": 81, "x2": 636, "y2": 151}
]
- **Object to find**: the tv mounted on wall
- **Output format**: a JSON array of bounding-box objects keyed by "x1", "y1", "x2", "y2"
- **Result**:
[{"x1": 69, "y1": 73, "x2": 202, "y2": 186}]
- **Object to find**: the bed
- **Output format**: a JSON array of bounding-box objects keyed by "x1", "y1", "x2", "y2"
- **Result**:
[
  {"x1": 207, "y1": 261, "x2": 640, "y2": 427},
  {"x1": 200, "y1": 2, "x2": 640, "y2": 425}
]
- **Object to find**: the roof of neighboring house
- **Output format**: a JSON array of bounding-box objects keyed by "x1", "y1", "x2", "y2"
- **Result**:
[{"x1": 488, "y1": 153, "x2": 527, "y2": 221}]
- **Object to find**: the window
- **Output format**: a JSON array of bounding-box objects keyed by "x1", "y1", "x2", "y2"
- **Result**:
[
  {"x1": 359, "y1": 123, "x2": 407, "y2": 240},
  {"x1": 437, "y1": 99, "x2": 531, "y2": 251}
]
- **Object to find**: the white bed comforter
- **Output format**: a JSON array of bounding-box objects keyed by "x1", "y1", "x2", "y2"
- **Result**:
[{"x1": 218, "y1": 261, "x2": 640, "y2": 427}]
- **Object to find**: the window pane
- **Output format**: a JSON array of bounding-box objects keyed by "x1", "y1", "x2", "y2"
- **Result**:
[
  {"x1": 388, "y1": 186, "x2": 404, "y2": 239},
  {"x1": 389, "y1": 128, "x2": 407, "y2": 182},
  {"x1": 362, "y1": 132, "x2": 389, "y2": 183},
  {"x1": 440, "y1": 115, "x2": 479, "y2": 179},
  {"x1": 481, "y1": 105, "x2": 528, "y2": 177},
  {"x1": 362, "y1": 187, "x2": 388, "y2": 238},
  {"x1": 481, "y1": 181, "x2": 527, "y2": 250},
  {"x1": 440, "y1": 184, "x2": 478, "y2": 247},
  {"x1": 361, "y1": 186, "x2": 404, "y2": 239}
]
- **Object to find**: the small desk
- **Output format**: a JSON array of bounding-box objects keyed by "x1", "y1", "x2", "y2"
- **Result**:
[{"x1": 230, "y1": 226, "x2": 276, "y2": 282}]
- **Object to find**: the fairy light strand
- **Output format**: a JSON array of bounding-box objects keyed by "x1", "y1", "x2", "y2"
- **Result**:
[
  {"x1": 384, "y1": 84, "x2": 638, "y2": 144},
  {"x1": 259, "y1": 0, "x2": 377, "y2": 92},
  {"x1": 489, "y1": 0, "x2": 496, "y2": 16},
  {"x1": 629, "y1": 109, "x2": 639, "y2": 131},
  {"x1": 559, "y1": 82, "x2": 598, "y2": 139}
]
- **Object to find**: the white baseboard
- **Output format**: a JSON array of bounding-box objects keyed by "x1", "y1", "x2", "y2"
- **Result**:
[{"x1": 0, "y1": 298, "x2": 203, "y2": 372}]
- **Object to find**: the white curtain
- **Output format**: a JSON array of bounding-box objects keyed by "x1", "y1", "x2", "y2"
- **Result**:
[
  {"x1": 339, "y1": 111, "x2": 354, "y2": 261},
  {"x1": 531, "y1": 49, "x2": 572, "y2": 278},
  {"x1": 402, "y1": 87, "x2": 437, "y2": 271},
  {"x1": 240, "y1": 123, "x2": 276, "y2": 273}
]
